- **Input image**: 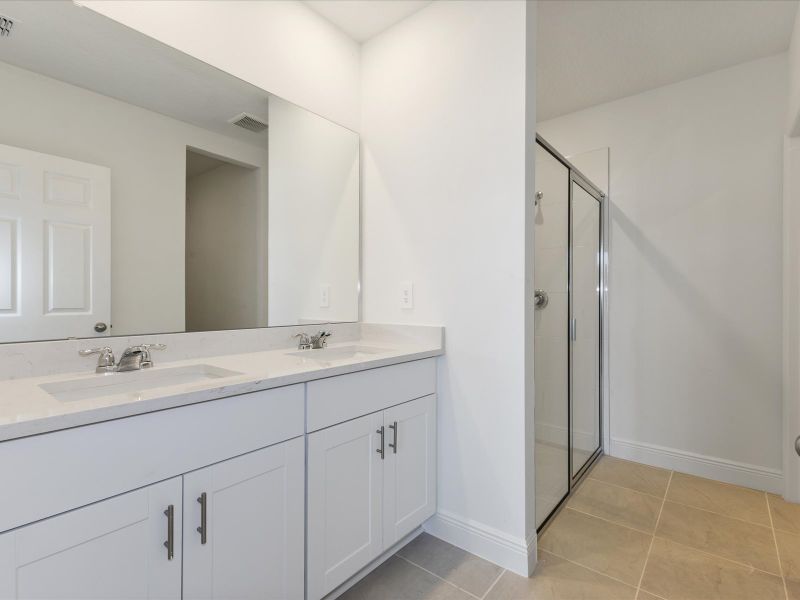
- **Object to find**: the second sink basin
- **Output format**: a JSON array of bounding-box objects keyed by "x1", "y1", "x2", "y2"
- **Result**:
[
  {"x1": 287, "y1": 345, "x2": 384, "y2": 362},
  {"x1": 40, "y1": 364, "x2": 244, "y2": 402}
]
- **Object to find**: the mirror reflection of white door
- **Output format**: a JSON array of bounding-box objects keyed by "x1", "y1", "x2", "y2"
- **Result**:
[{"x1": 0, "y1": 143, "x2": 110, "y2": 342}]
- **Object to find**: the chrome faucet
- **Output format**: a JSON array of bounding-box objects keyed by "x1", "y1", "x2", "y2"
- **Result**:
[
  {"x1": 311, "y1": 331, "x2": 332, "y2": 349},
  {"x1": 79, "y1": 343, "x2": 166, "y2": 373},
  {"x1": 293, "y1": 333, "x2": 312, "y2": 350},
  {"x1": 293, "y1": 330, "x2": 332, "y2": 350},
  {"x1": 117, "y1": 344, "x2": 166, "y2": 372}
]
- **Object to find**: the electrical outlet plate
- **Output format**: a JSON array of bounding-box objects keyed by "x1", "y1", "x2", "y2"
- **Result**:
[
  {"x1": 400, "y1": 281, "x2": 413, "y2": 309},
  {"x1": 320, "y1": 284, "x2": 330, "y2": 308}
]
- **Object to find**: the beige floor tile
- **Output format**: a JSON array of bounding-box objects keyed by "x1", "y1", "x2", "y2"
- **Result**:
[
  {"x1": 484, "y1": 551, "x2": 637, "y2": 600},
  {"x1": 640, "y1": 537, "x2": 785, "y2": 600},
  {"x1": 539, "y1": 507, "x2": 652, "y2": 585},
  {"x1": 769, "y1": 493, "x2": 800, "y2": 534},
  {"x1": 666, "y1": 472, "x2": 770, "y2": 526},
  {"x1": 340, "y1": 556, "x2": 472, "y2": 600},
  {"x1": 655, "y1": 501, "x2": 780, "y2": 574},
  {"x1": 589, "y1": 456, "x2": 671, "y2": 497},
  {"x1": 397, "y1": 533, "x2": 504, "y2": 597},
  {"x1": 569, "y1": 478, "x2": 663, "y2": 533},
  {"x1": 636, "y1": 591, "x2": 664, "y2": 600},
  {"x1": 788, "y1": 578, "x2": 800, "y2": 600},
  {"x1": 777, "y1": 529, "x2": 800, "y2": 598}
]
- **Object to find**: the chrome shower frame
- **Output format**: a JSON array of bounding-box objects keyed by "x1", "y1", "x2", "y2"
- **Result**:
[{"x1": 535, "y1": 134, "x2": 608, "y2": 533}]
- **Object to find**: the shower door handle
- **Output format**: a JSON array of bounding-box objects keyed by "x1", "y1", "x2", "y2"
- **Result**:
[
  {"x1": 570, "y1": 318, "x2": 577, "y2": 341},
  {"x1": 534, "y1": 289, "x2": 549, "y2": 310}
]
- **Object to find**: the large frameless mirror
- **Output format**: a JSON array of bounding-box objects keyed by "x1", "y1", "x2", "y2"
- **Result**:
[{"x1": 0, "y1": 1, "x2": 360, "y2": 344}]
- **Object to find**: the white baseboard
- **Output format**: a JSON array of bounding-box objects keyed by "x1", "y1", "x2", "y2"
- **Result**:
[
  {"x1": 423, "y1": 510, "x2": 537, "y2": 576},
  {"x1": 611, "y1": 437, "x2": 783, "y2": 494}
]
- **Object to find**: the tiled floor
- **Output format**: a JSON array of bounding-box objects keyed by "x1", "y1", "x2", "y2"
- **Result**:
[{"x1": 341, "y1": 456, "x2": 800, "y2": 600}]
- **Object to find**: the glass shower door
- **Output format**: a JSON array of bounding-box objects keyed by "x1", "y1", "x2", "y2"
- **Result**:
[
  {"x1": 570, "y1": 180, "x2": 602, "y2": 478},
  {"x1": 533, "y1": 145, "x2": 570, "y2": 528}
]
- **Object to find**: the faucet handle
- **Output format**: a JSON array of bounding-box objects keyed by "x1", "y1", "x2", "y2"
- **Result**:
[
  {"x1": 119, "y1": 343, "x2": 165, "y2": 370},
  {"x1": 294, "y1": 333, "x2": 312, "y2": 350},
  {"x1": 311, "y1": 330, "x2": 332, "y2": 349},
  {"x1": 133, "y1": 343, "x2": 165, "y2": 363},
  {"x1": 79, "y1": 346, "x2": 116, "y2": 372},
  {"x1": 140, "y1": 343, "x2": 166, "y2": 352}
]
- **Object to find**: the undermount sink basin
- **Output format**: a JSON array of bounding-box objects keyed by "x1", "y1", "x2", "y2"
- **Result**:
[
  {"x1": 287, "y1": 345, "x2": 384, "y2": 362},
  {"x1": 40, "y1": 364, "x2": 244, "y2": 402}
]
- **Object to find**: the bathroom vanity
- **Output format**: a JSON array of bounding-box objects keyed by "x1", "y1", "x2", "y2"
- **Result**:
[
  {"x1": 0, "y1": 3, "x2": 443, "y2": 598},
  {"x1": 0, "y1": 326, "x2": 443, "y2": 599}
]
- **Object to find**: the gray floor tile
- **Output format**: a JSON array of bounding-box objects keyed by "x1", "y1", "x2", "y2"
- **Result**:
[
  {"x1": 397, "y1": 533, "x2": 504, "y2": 597},
  {"x1": 485, "y1": 551, "x2": 636, "y2": 600},
  {"x1": 340, "y1": 555, "x2": 474, "y2": 600}
]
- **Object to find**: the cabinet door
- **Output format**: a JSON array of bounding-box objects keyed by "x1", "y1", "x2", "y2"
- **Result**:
[
  {"x1": 307, "y1": 412, "x2": 384, "y2": 600},
  {"x1": 383, "y1": 394, "x2": 437, "y2": 547},
  {"x1": 0, "y1": 478, "x2": 181, "y2": 600},
  {"x1": 183, "y1": 437, "x2": 305, "y2": 600}
]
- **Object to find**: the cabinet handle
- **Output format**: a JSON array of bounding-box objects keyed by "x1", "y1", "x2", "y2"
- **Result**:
[
  {"x1": 376, "y1": 426, "x2": 385, "y2": 459},
  {"x1": 389, "y1": 421, "x2": 398, "y2": 454},
  {"x1": 197, "y1": 492, "x2": 207, "y2": 545},
  {"x1": 163, "y1": 505, "x2": 175, "y2": 560}
]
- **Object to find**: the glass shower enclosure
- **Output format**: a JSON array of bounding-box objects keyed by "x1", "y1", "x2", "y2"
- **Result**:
[{"x1": 534, "y1": 136, "x2": 604, "y2": 530}]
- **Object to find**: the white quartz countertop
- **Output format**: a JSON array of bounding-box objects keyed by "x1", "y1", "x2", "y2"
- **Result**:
[{"x1": 0, "y1": 338, "x2": 443, "y2": 442}]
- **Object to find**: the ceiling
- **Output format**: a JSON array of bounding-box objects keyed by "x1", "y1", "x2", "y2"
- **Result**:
[
  {"x1": 304, "y1": 0, "x2": 431, "y2": 42},
  {"x1": 0, "y1": 0, "x2": 270, "y2": 146},
  {"x1": 538, "y1": 0, "x2": 799, "y2": 121}
]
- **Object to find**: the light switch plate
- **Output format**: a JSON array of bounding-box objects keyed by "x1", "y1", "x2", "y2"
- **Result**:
[
  {"x1": 320, "y1": 284, "x2": 330, "y2": 308},
  {"x1": 400, "y1": 281, "x2": 413, "y2": 309}
]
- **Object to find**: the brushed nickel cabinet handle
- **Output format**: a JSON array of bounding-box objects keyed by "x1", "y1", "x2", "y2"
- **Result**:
[
  {"x1": 163, "y1": 505, "x2": 175, "y2": 560},
  {"x1": 376, "y1": 426, "x2": 385, "y2": 459},
  {"x1": 388, "y1": 421, "x2": 398, "y2": 454},
  {"x1": 197, "y1": 492, "x2": 207, "y2": 545},
  {"x1": 795, "y1": 435, "x2": 800, "y2": 457}
]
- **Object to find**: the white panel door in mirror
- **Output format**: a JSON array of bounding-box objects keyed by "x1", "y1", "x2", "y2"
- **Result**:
[{"x1": 0, "y1": 143, "x2": 110, "y2": 342}]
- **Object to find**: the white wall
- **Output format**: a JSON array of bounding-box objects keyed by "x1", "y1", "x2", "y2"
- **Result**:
[
  {"x1": 268, "y1": 97, "x2": 360, "y2": 326},
  {"x1": 186, "y1": 161, "x2": 265, "y2": 331},
  {"x1": 81, "y1": 0, "x2": 361, "y2": 132},
  {"x1": 0, "y1": 61, "x2": 269, "y2": 337},
  {"x1": 362, "y1": 0, "x2": 536, "y2": 573},
  {"x1": 539, "y1": 55, "x2": 787, "y2": 490}
]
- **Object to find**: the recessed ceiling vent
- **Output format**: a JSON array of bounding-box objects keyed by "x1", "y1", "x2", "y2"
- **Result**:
[
  {"x1": 228, "y1": 112, "x2": 268, "y2": 133},
  {"x1": 0, "y1": 15, "x2": 15, "y2": 38}
]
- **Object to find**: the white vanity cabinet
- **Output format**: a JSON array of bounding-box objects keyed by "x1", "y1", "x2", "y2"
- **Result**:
[
  {"x1": 0, "y1": 355, "x2": 440, "y2": 600},
  {"x1": 0, "y1": 385, "x2": 306, "y2": 600},
  {"x1": 183, "y1": 438, "x2": 305, "y2": 600},
  {"x1": 306, "y1": 359, "x2": 437, "y2": 600},
  {"x1": 0, "y1": 477, "x2": 183, "y2": 599},
  {"x1": 0, "y1": 439, "x2": 305, "y2": 600}
]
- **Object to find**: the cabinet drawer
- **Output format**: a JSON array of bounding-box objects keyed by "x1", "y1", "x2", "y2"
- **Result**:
[
  {"x1": 0, "y1": 384, "x2": 304, "y2": 533},
  {"x1": 306, "y1": 359, "x2": 436, "y2": 432}
]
